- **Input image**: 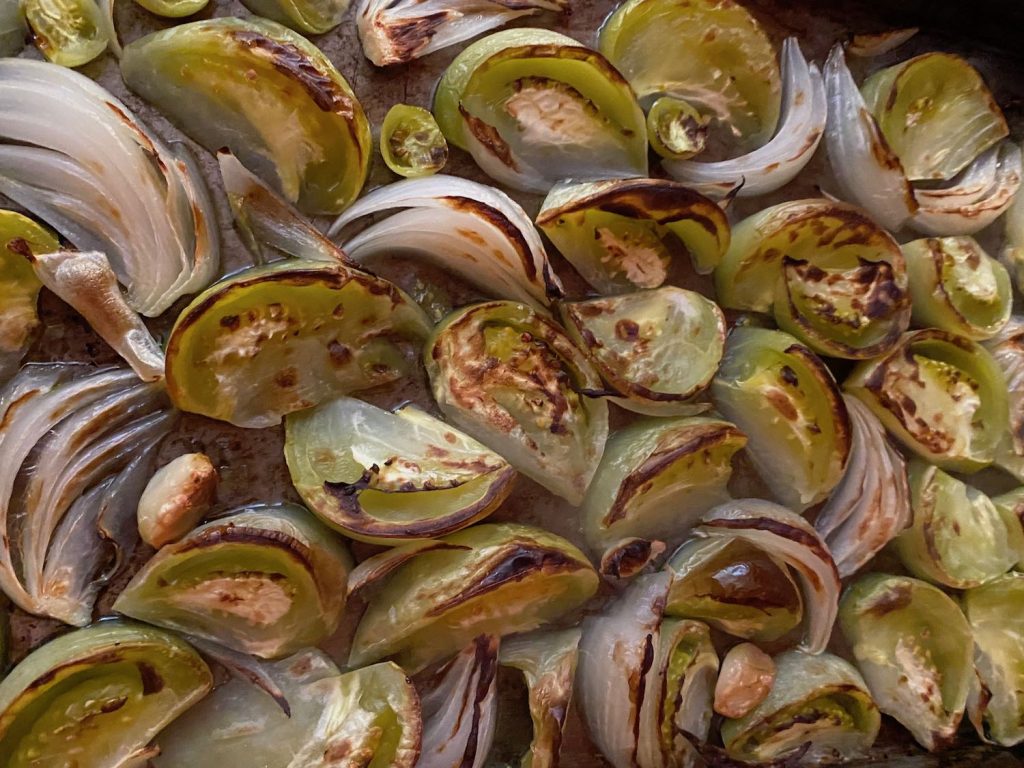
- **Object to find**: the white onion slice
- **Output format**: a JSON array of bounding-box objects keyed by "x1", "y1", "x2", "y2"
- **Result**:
[
  {"x1": 815, "y1": 396, "x2": 911, "y2": 578},
  {"x1": 330, "y1": 175, "x2": 562, "y2": 307},
  {"x1": 663, "y1": 38, "x2": 826, "y2": 199},
  {"x1": 577, "y1": 571, "x2": 718, "y2": 768},
  {"x1": 911, "y1": 142, "x2": 1022, "y2": 235},
  {"x1": 30, "y1": 250, "x2": 165, "y2": 382},
  {"x1": 696, "y1": 500, "x2": 841, "y2": 654},
  {"x1": 0, "y1": 365, "x2": 171, "y2": 624},
  {"x1": 416, "y1": 635, "x2": 499, "y2": 768},
  {"x1": 824, "y1": 44, "x2": 918, "y2": 231},
  {"x1": 357, "y1": 0, "x2": 566, "y2": 66},
  {"x1": 0, "y1": 59, "x2": 218, "y2": 317}
]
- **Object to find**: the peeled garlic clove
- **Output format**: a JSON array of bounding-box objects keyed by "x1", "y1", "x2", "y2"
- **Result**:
[
  {"x1": 714, "y1": 643, "x2": 776, "y2": 718},
  {"x1": 138, "y1": 453, "x2": 218, "y2": 549}
]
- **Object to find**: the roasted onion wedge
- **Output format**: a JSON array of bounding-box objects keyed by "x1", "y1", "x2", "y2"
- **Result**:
[
  {"x1": 500, "y1": 629, "x2": 580, "y2": 768},
  {"x1": 675, "y1": 500, "x2": 840, "y2": 653},
  {"x1": 665, "y1": 537, "x2": 803, "y2": 644},
  {"x1": 285, "y1": 397, "x2": 516, "y2": 543},
  {"x1": 425, "y1": 301, "x2": 607, "y2": 505},
  {"x1": 165, "y1": 259, "x2": 431, "y2": 428},
  {"x1": 577, "y1": 572, "x2": 718, "y2": 768},
  {"x1": 114, "y1": 503, "x2": 352, "y2": 659},
  {"x1": 349, "y1": 523, "x2": 598, "y2": 672},
  {"x1": 815, "y1": 395, "x2": 911, "y2": 578},
  {"x1": 0, "y1": 621, "x2": 212, "y2": 768}
]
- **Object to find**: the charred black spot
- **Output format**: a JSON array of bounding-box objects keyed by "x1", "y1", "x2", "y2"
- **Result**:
[
  {"x1": 865, "y1": 582, "x2": 913, "y2": 617},
  {"x1": 615, "y1": 319, "x2": 641, "y2": 341},
  {"x1": 219, "y1": 314, "x2": 241, "y2": 330},
  {"x1": 780, "y1": 365, "x2": 799, "y2": 386},
  {"x1": 328, "y1": 340, "x2": 353, "y2": 366},
  {"x1": 230, "y1": 31, "x2": 356, "y2": 115},
  {"x1": 137, "y1": 662, "x2": 164, "y2": 695}
]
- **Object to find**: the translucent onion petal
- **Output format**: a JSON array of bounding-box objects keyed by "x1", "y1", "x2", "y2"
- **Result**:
[
  {"x1": 815, "y1": 395, "x2": 911, "y2": 577},
  {"x1": 823, "y1": 44, "x2": 917, "y2": 231},
  {"x1": 0, "y1": 365, "x2": 171, "y2": 624},
  {"x1": 911, "y1": 142, "x2": 1022, "y2": 236},
  {"x1": 577, "y1": 572, "x2": 719, "y2": 768},
  {"x1": 985, "y1": 318, "x2": 1024, "y2": 480},
  {"x1": 0, "y1": 60, "x2": 218, "y2": 316},
  {"x1": 416, "y1": 636, "x2": 499, "y2": 768},
  {"x1": 695, "y1": 499, "x2": 841, "y2": 654},
  {"x1": 330, "y1": 175, "x2": 562, "y2": 308},
  {"x1": 663, "y1": 38, "x2": 826, "y2": 199}
]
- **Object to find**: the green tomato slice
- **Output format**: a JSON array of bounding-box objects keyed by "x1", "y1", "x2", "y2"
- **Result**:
[
  {"x1": 165, "y1": 259, "x2": 431, "y2": 428},
  {"x1": 121, "y1": 17, "x2": 372, "y2": 215},
  {"x1": 0, "y1": 621, "x2": 212, "y2": 768},
  {"x1": 380, "y1": 104, "x2": 448, "y2": 178},
  {"x1": 285, "y1": 397, "x2": 516, "y2": 543}
]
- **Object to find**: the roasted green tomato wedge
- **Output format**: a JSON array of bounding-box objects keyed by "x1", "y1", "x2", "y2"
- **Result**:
[
  {"x1": 121, "y1": 17, "x2": 372, "y2": 215},
  {"x1": 131, "y1": 0, "x2": 208, "y2": 19},
  {"x1": 165, "y1": 259, "x2": 431, "y2": 428},
  {"x1": 559, "y1": 288, "x2": 725, "y2": 416},
  {"x1": 963, "y1": 573, "x2": 1024, "y2": 747},
  {"x1": 432, "y1": 29, "x2": 648, "y2": 193},
  {"x1": 861, "y1": 52, "x2": 1008, "y2": 181},
  {"x1": 903, "y1": 236, "x2": 1012, "y2": 340},
  {"x1": 665, "y1": 537, "x2": 803, "y2": 643},
  {"x1": 715, "y1": 199, "x2": 911, "y2": 360},
  {"x1": 897, "y1": 460, "x2": 1019, "y2": 589},
  {"x1": 22, "y1": 0, "x2": 111, "y2": 67},
  {"x1": 381, "y1": 104, "x2": 448, "y2": 179},
  {"x1": 599, "y1": 0, "x2": 781, "y2": 151},
  {"x1": 500, "y1": 629, "x2": 581, "y2": 768},
  {"x1": 0, "y1": 211, "x2": 59, "y2": 382},
  {"x1": 156, "y1": 649, "x2": 420, "y2": 768},
  {"x1": 536, "y1": 179, "x2": 730, "y2": 294},
  {"x1": 845, "y1": 329, "x2": 1009, "y2": 472},
  {"x1": 0, "y1": 621, "x2": 212, "y2": 768},
  {"x1": 425, "y1": 301, "x2": 608, "y2": 506},
  {"x1": 114, "y1": 503, "x2": 352, "y2": 659},
  {"x1": 721, "y1": 651, "x2": 880, "y2": 763},
  {"x1": 349, "y1": 523, "x2": 598, "y2": 672},
  {"x1": 840, "y1": 574, "x2": 973, "y2": 751},
  {"x1": 992, "y1": 487, "x2": 1024, "y2": 568},
  {"x1": 711, "y1": 327, "x2": 851, "y2": 510},
  {"x1": 646, "y1": 96, "x2": 709, "y2": 160},
  {"x1": 582, "y1": 416, "x2": 745, "y2": 552},
  {"x1": 284, "y1": 396, "x2": 516, "y2": 543},
  {"x1": 987, "y1": 321, "x2": 1024, "y2": 482},
  {"x1": 238, "y1": 0, "x2": 347, "y2": 34}
]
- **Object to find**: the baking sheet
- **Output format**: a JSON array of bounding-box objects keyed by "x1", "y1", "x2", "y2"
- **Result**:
[{"x1": 5, "y1": 0, "x2": 1024, "y2": 764}]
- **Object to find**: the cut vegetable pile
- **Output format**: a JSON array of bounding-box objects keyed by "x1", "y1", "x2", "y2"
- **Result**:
[{"x1": 3, "y1": 0, "x2": 1024, "y2": 765}]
